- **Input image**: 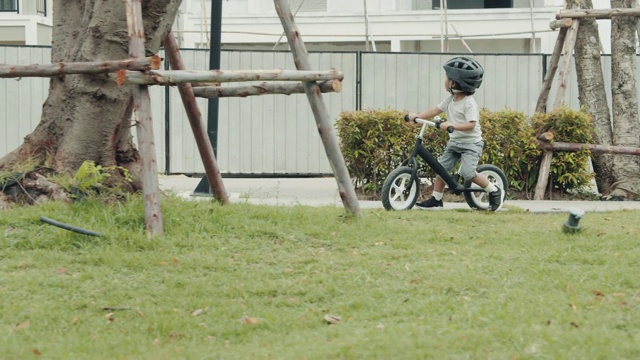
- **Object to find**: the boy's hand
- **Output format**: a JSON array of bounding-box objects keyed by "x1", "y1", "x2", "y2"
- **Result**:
[
  {"x1": 438, "y1": 121, "x2": 453, "y2": 131},
  {"x1": 405, "y1": 113, "x2": 418, "y2": 123}
]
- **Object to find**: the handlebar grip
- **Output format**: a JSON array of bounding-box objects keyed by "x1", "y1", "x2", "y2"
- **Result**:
[
  {"x1": 404, "y1": 114, "x2": 411, "y2": 122},
  {"x1": 447, "y1": 126, "x2": 454, "y2": 133}
]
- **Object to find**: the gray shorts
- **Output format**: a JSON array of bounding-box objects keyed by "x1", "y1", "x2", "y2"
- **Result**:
[{"x1": 438, "y1": 140, "x2": 484, "y2": 181}]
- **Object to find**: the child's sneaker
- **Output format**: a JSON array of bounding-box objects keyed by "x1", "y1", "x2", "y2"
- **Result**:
[
  {"x1": 415, "y1": 196, "x2": 443, "y2": 209},
  {"x1": 489, "y1": 187, "x2": 505, "y2": 212}
]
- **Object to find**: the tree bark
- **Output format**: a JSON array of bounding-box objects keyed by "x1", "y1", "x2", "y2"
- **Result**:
[
  {"x1": 611, "y1": 0, "x2": 640, "y2": 199},
  {"x1": 574, "y1": 0, "x2": 615, "y2": 193},
  {"x1": 0, "y1": 0, "x2": 181, "y2": 185}
]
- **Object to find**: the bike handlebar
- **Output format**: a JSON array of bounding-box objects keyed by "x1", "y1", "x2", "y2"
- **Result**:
[{"x1": 404, "y1": 114, "x2": 454, "y2": 133}]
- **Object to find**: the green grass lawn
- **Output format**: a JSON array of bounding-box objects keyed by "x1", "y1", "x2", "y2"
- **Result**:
[{"x1": 1, "y1": 196, "x2": 639, "y2": 359}]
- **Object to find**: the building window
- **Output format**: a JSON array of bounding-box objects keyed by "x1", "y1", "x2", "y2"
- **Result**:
[
  {"x1": 428, "y1": 0, "x2": 513, "y2": 10},
  {"x1": 37, "y1": 0, "x2": 47, "y2": 16},
  {"x1": 0, "y1": 0, "x2": 18, "y2": 12}
]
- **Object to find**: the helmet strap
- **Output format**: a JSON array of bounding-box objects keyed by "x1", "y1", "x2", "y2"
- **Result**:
[{"x1": 448, "y1": 82, "x2": 463, "y2": 94}]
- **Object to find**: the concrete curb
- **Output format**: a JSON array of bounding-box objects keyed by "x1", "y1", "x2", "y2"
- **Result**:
[{"x1": 159, "y1": 175, "x2": 640, "y2": 213}]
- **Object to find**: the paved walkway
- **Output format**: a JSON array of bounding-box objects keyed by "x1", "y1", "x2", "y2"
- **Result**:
[{"x1": 159, "y1": 175, "x2": 640, "y2": 213}]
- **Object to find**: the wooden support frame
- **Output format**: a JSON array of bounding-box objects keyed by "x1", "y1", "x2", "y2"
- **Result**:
[
  {"x1": 192, "y1": 79, "x2": 341, "y2": 99},
  {"x1": 274, "y1": 0, "x2": 362, "y2": 218},
  {"x1": 1, "y1": 0, "x2": 362, "y2": 227},
  {"x1": 557, "y1": 8, "x2": 640, "y2": 19},
  {"x1": 125, "y1": 0, "x2": 164, "y2": 236},
  {"x1": 163, "y1": 31, "x2": 229, "y2": 205},
  {"x1": 533, "y1": 1, "x2": 580, "y2": 200},
  {"x1": 0, "y1": 56, "x2": 161, "y2": 78},
  {"x1": 115, "y1": 69, "x2": 344, "y2": 86}
]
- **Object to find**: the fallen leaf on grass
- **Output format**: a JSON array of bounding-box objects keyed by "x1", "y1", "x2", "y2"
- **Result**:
[
  {"x1": 592, "y1": 290, "x2": 605, "y2": 297},
  {"x1": 570, "y1": 322, "x2": 579, "y2": 328},
  {"x1": 239, "y1": 316, "x2": 261, "y2": 325},
  {"x1": 324, "y1": 314, "x2": 341, "y2": 325},
  {"x1": 283, "y1": 268, "x2": 294, "y2": 273},
  {"x1": 206, "y1": 336, "x2": 217, "y2": 342},
  {"x1": 31, "y1": 349, "x2": 41, "y2": 356},
  {"x1": 168, "y1": 332, "x2": 185, "y2": 340},
  {"x1": 152, "y1": 338, "x2": 161, "y2": 346},
  {"x1": 57, "y1": 267, "x2": 68, "y2": 273},
  {"x1": 71, "y1": 317, "x2": 79, "y2": 325},
  {"x1": 16, "y1": 320, "x2": 30, "y2": 329},
  {"x1": 105, "y1": 313, "x2": 115, "y2": 322},
  {"x1": 375, "y1": 242, "x2": 385, "y2": 246},
  {"x1": 191, "y1": 307, "x2": 208, "y2": 317},
  {"x1": 171, "y1": 258, "x2": 179, "y2": 264},
  {"x1": 569, "y1": 304, "x2": 577, "y2": 312}
]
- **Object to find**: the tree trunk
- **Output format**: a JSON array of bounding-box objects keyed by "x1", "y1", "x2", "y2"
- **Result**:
[
  {"x1": 611, "y1": 0, "x2": 640, "y2": 199},
  {"x1": 574, "y1": 0, "x2": 615, "y2": 193},
  {"x1": 0, "y1": 0, "x2": 181, "y2": 188}
]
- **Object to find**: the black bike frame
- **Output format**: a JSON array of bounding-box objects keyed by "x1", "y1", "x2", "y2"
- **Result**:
[{"x1": 403, "y1": 137, "x2": 479, "y2": 195}]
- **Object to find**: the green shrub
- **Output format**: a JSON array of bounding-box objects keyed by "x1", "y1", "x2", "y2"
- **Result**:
[
  {"x1": 531, "y1": 106, "x2": 596, "y2": 192},
  {"x1": 335, "y1": 109, "x2": 447, "y2": 194},
  {"x1": 337, "y1": 107, "x2": 596, "y2": 198},
  {"x1": 480, "y1": 108, "x2": 541, "y2": 196}
]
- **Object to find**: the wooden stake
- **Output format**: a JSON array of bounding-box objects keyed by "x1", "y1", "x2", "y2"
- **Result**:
[
  {"x1": 540, "y1": 141, "x2": 640, "y2": 155},
  {"x1": 552, "y1": 17, "x2": 580, "y2": 111},
  {"x1": 193, "y1": 79, "x2": 342, "y2": 98},
  {"x1": 125, "y1": 0, "x2": 163, "y2": 236},
  {"x1": 163, "y1": 32, "x2": 229, "y2": 205},
  {"x1": 534, "y1": 150, "x2": 554, "y2": 200},
  {"x1": 557, "y1": 8, "x2": 640, "y2": 19},
  {"x1": 535, "y1": 27, "x2": 567, "y2": 113},
  {"x1": 274, "y1": 0, "x2": 362, "y2": 218},
  {"x1": 549, "y1": 18, "x2": 572, "y2": 30},
  {"x1": 0, "y1": 55, "x2": 161, "y2": 78},
  {"x1": 116, "y1": 69, "x2": 344, "y2": 86}
]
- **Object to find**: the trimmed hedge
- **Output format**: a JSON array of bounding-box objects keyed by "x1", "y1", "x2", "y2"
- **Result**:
[{"x1": 336, "y1": 107, "x2": 595, "y2": 198}]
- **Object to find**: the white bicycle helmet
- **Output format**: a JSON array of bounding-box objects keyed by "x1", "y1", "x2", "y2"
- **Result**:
[{"x1": 443, "y1": 57, "x2": 484, "y2": 93}]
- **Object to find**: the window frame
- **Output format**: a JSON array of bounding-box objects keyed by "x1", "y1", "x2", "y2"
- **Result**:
[{"x1": 0, "y1": 0, "x2": 19, "y2": 13}]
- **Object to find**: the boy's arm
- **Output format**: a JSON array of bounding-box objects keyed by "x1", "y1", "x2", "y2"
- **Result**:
[
  {"x1": 439, "y1": 120, "x2": 477, "y2": 132},
  {"x1": 407, "y1": 107, "x2": 442, "y2": 122}
]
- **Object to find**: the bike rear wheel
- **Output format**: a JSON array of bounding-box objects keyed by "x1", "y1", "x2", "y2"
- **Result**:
[
  {"x1": 382, "y1": 166, "x2": 420, "y2": 211},
  {"x1": 463, "y1": 164, "x2": 508, "y2": 210}
]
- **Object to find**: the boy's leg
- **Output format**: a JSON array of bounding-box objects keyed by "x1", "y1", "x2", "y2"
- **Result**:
[
  {"x1": 461, "y1": 143, "x2": 504, "y2": 212},
  {"x1": 416, "y1": 144, "x2": 458, "y2": 209}
]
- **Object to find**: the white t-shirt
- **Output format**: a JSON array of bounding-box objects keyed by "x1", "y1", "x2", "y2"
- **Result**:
[{"x1": 437, "y1": 95, "x2": 482, "y2": 144}]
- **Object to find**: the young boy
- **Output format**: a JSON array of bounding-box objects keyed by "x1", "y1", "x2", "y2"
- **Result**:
[{"x1": 407, "y1": 56, "x2": 504, "y2": 211}]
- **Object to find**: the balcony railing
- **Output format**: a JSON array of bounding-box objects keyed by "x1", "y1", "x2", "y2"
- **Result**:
[
  {"x1": 37, "y1": 0, "x2": 46, "y2": 16},
  {"x1": 0, "y1": 0, "x2": 18, "y2": 13}
]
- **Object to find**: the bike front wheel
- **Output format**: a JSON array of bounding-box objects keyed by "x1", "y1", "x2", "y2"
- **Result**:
[
  {"x1": 463, "y1": 164, "x2": 508, "y2": 210},
  {"x1": 381, "y1": 166, "x2": 420, "y2": 211}
]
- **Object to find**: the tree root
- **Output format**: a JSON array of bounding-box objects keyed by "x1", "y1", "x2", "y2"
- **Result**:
[{"x1": 1, "y1": 171, "x2": 70, "y2": 206}]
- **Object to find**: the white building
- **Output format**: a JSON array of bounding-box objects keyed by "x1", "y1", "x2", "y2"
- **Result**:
[
  {"x1": 0, "y1": 0, "x2": 53, "y2": 45},
  {"x1": 176, "y1": 0, "x2": 616, "y2": 54}
]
